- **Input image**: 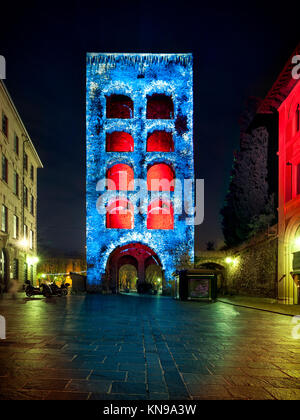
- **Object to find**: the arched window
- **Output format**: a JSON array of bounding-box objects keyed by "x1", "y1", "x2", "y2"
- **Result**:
[
  {"x1": 107, "y1": 164, "x2": 134, "y2": 190},
  {"x1": 106, "y1": 94, "x2": 133, "y2": 119},
  {"x1": 147, "y1": 199, "x2": 174, "y2": 230},
  {"x1": 147, "y1": 163, "x2": 174, "y2": 191},
  {"x1": 106, "y1": 132, "x2": 134, "y2": 152},
  {"x1": 106, "y1": 198, "x2": 134, "y2": 229},
  {"x1": 146, "y1": 94, "x2": 174, "y2": 119},
  {"x1": 147, "y1": 131, "x2": 174, "y2": 152}
]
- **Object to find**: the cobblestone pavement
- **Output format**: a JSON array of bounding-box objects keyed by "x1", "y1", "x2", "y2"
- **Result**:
[{"x1": 0, "y1": 294, "x2": 300, "y2": 400}]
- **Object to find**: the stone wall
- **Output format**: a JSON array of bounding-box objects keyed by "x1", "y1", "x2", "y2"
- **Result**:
[
  {"x1": 226, "y1": 230, "x2": 278, "y2": 298},
  {"x1": 195, "y1": 228, "x2": 278, "y2": 298}
]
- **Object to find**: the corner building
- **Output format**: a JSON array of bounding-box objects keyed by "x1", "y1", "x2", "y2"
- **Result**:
[{"x1": 0, "y1": 81, "x2": 43, "y2": 290}]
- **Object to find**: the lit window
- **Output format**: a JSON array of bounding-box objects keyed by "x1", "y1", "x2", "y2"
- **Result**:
[
  {"x1": 147, "y1": 199, "x2": 174, "y2": 230},
  {"x1": 29, "y1": 230, "x2": 34, "y2": 250},
  {"x1": 106, "y1": 94, "x2": 133, "y2": 119},
  {"x1": 23, "y1": 224, "x2": 28, "y2": 239},
  {"x1": 147, "y1": 131, "x2": 174, "y2": 152},
  {"x1": 106, "y1": 198, "x2": 134, "y2": 229},
  {"x1": 146, "y1": 94, "x2": 174, "y2": 119},
  {"x1": 13, "y1": 215, "x2": 19, "y2": 239},
  {"x1": 106, "y1": 132, "x2": 134, "y2": 152},
  {"x1": 297, "y1": 163, "x2": 300, "y2": 196},
  {"x1": 107, "y1": 164, "x2": 134, "y2": 191},
  {"x1": 1, "y1": 205, "x2": 8, "y2": 233},
  {"x1": 13, "y1": 172, "x2": 19, "y2": 196},
  {"x1": 1, "y1": 154, "x2": 8, "y2": 183},
  {"x1": 147, "y1": 163, "x2": 175, "y2": 191}
]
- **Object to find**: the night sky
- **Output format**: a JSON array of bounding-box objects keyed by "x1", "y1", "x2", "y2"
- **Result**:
[{"x1": 1, "y1": 0, "x2": 299, "y2": 255}]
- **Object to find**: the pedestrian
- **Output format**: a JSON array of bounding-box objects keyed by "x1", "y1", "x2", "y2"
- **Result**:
[{"x1": 8, "y1": 278, "x2": 19, "y2": 300}]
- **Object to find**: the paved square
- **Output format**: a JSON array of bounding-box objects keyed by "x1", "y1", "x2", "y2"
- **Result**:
[{"x1": 0, "y1": 294, "x2": 300, "y2": 400}]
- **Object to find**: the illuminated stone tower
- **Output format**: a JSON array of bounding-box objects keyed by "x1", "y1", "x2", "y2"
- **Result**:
[{"x1": 86, "y1": 53, "x2": 194, "y2": 292}]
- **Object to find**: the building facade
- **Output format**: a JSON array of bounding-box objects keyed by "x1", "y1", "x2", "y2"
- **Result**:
[
  {"x1": 0, "y1": 81, "x2": 43, "y2": 290},
  {"x1": 86, "y1": 53, "x2": 194, "y2": 292},
  {"x1": 278, "y1": 79, "x2": 300, "y2": 304}
]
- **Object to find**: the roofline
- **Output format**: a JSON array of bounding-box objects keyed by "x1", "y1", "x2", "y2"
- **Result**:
[
  {"x1": 257, "y1": 43, "x2": 300, "y2": 114},
  {"x1": 0, "y1": 80, "x2": 43, "y2": 168}
]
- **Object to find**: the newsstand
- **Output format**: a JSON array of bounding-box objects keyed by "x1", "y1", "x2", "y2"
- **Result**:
[{"x1": 175, "y1": 269, "x2": 217, "y2": 302}]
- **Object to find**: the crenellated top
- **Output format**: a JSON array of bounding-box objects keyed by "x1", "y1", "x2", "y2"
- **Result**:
[{"x1": 86, "y1": 53, "x2": 193, "y2": 67}]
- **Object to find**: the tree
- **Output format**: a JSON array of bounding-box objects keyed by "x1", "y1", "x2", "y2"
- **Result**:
[{"x1": 221, "y1": 126, "x2": 276, "y2": 247}]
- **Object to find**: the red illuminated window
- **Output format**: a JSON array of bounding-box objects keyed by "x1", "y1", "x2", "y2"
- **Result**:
[
  {"x1": 107, "y1": 164, "x2": 134, "y2": 190},
  {"x1": 296, "y1": 105, "x2": 300, "y2": 132},
  {"x1": 147, "y1": 131, "x2": 174, "y2": 152},
  {"x1": 147, "y1": 199, "x2": 174, "y2": 230},
  {"x1": 286, "y1": 162, "x2": 293, "y2": 202},
  {"x1": 106, "y1": 132, "x2": 134, "y2": 152},
  {"x1": 106, "y1": 94, "x2": 133, "y2": 119},
  {"x1": 297, "y1": 164, "x2": 300, "y2": 196},
  {"x1": 106, "y1": 198, "x2": 134, "y2": 229},
  {"x1": 146, "y1": 94, "x2": 174, "y2": 119},
  {"x1": 147, "y1": 163, "x2": 174, "y2": 191}
]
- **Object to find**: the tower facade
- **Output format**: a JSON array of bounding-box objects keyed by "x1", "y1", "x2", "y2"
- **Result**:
[{"x1": 86, "y1": 53, "x2": 194, "y2": 292}]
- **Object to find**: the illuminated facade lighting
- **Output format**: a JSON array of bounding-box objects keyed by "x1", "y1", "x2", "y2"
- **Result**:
[{"x1": 86, "y1": 53, "x2": 194, "y2": 290}]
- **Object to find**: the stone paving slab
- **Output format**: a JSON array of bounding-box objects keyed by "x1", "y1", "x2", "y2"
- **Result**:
[{"x1": 0, "y1": 294, "x2": 300, "y2": 400}]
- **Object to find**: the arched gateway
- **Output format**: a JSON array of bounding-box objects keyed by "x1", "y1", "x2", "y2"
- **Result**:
[{"x1": 105, "y1": 243, "x2": 164, "y2": 293}]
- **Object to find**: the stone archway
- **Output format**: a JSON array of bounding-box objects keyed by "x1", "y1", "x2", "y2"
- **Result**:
[
  {"x1": 281, "y1": 216, "x2": 300, "y2": 304},
  {"x1": 196, "y1": 261, "x2": 226, "y2": 293},
  {"x1": 106, "y1": 243, "x2": 164, "y2": 293}
]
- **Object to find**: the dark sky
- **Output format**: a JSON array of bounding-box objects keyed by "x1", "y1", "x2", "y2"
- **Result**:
[{"x1": 1, "y1": 0, "x2": 299, "y2": 255}]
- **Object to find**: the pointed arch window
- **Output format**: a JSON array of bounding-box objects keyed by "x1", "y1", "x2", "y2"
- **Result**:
[
  {"x1": 107, "y1": 164, "x2": 134, "y2": 191},
  {"x1": 106, "y1": 198, "x2": 134, "y2": 229},
  {"x1": 147, "y1": 199, "x2": 174, "y2": 230}
]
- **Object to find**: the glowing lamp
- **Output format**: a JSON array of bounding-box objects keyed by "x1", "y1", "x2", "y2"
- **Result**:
[
  {"x1": 18, "y1": 238, "x2": 29, "y2": 248},
  {"x1": 225, "y1": 257, "x2": 233, "y2": 264},
  {"x1": 295, "y1": 237, "x2": 300, "y2": 250},
  {"x1": 232, "y1": 257, "x2": 239, "y2": 267}
]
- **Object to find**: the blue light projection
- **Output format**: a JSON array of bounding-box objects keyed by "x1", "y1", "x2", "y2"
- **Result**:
[{"x1": 86, "y1": 53, "x2": 194, "y2": 290}]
